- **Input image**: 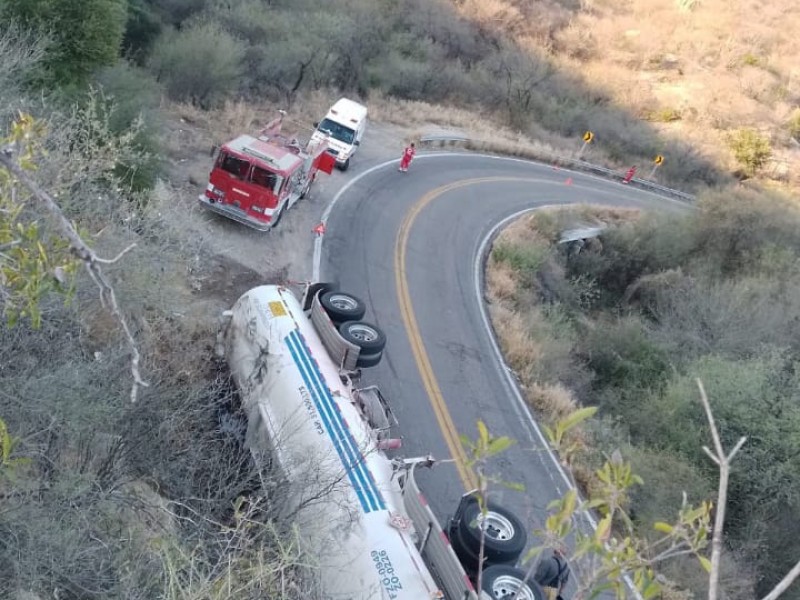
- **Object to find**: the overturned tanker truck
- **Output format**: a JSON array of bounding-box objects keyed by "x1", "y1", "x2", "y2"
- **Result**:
[{"x1": 219, "y1": 283, "x2": 546, "y2": 600}]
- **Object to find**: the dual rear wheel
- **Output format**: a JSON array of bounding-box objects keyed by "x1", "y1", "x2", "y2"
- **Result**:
[{"x1": 320, "y1": 291, "x2": 385, "y2": 368}]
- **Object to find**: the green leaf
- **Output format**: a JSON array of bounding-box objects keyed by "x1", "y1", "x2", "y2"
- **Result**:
[
  {"x1": 653, "y1": 521, "x2": 674, "y2": 534},
  {"x1": 487, "y1": 435, "x2": 514, "y2": 456},
  {"x1": 698, "y1": 555, "x2": 712, "y2": 573},
  {"x1": 477, "y1": 420, "x2": 490, "y2": 447},
  {"x1": 643, "y1": 581, "x2": 661, "y2": 599},
  {"x1": 542, "y1": 424, "x2": 555, "y2": 444},
  {"x1": 558, "y1": 406, "x2": 598, "y2": 433},
  {"x1": 596, "y1": 514, "x2": 612, "y2": 543}
]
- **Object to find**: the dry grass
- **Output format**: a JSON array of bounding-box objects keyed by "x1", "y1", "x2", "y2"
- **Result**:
[
  {"x1": 489, "y1": 303, "x2": 543, "y2": 374},
  {"x1": 486, "y1": 259, "x2": 518, "y2": 302},
  {"x1": 453, "y1": 0, "x2": 800, "y2": 189}
]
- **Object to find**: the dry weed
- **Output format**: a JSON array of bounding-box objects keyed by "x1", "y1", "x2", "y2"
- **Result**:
[
  {"x1": 487, "y1": 259, "x2": 518, "y2": 302},
  {"x1": 489, "y1": 304, "x2": 542, "y2": 374},
  {"x1": 525, "y1": 381, "x2": 577, "y2": 424}
]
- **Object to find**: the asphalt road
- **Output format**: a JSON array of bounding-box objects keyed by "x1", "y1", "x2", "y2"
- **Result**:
[{"x1": 320, "y1": 153, "x2": 689, "y2": 593}]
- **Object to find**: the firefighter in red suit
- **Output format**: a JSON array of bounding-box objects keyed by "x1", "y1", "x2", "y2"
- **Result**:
[
  {"x1": 399, "y1": 142, "x2": 416, "y2": 172},
  {"x1": 622, "y1": 165, "x2": 637, "y2": 184}
]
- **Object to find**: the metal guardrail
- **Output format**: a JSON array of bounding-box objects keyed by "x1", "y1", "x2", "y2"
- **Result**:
[{"x1": 418, "y1": 134, "x2": 696, "y2": 203}]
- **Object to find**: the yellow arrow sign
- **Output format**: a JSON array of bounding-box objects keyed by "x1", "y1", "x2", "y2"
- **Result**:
[
  {"x1": 583, "y1": 131, "x2": 594, "y2": 143},
  {"x1": 654, "y1": 154, "x2": 664, "y2": 165}
]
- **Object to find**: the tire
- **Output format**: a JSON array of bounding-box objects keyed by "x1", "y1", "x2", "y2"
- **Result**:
[
  {"x1": 300, "y1": 176, "x2": 314, "y2": 199},
  {"x1": 356, "y1": 350, "x2": 383, "y2": 369},
  {"x1": 449, "y1": 521, "x2": 481, "y2": 574},
  {"x1": 481, "y1": 565, "x2": 545, "y2": 600},
  {"x1": 270, "y1": 202, "x2": 286, "y2": 229},
  {"x1": 338, "y1": 321, "x2": 387, "y2": 353},
  {"x1": 458, "y1": 498, "x2": 527, "y2": 565},
  {"x1": 340, "y1": 157, "x2": 350, "y2": 171},
  {"x1": 320, "y1": 292, "x2": 366, "y2": 323}
]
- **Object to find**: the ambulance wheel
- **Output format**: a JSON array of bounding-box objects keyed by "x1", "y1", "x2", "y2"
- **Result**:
[
  {"x1": 320, "y1": 292, "x2": 366, "y2": 323},
  {"x1": 356, "y1": 350, "x2": 383, "y2": 369},
  {"x1": 339, "y1": 321, "x2": 386, "y2": 353},
  {"x1": 481, "y1": 565, "x2": 544, "y2": 600},
  {"x1": 458, "y1": 499, "x2": 527, "y2": 565},
  {"x1": 340, "y1": 157, "x2": 350, "y2": 171}
]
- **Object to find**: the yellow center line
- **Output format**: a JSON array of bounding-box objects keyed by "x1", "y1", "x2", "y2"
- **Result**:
[{"x1": 394, "y1": 176, "x2": 536, "y2": 492}]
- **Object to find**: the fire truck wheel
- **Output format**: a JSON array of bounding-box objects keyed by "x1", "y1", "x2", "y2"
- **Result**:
[
  {"x1": 270, "y1": 202, "x2": 286, "y2": 228},
  {"x1": 300, "y1": 178, "x2": 313, "y2": 199},
  {"x1": 338, "y1": 321, "x2": 387, "y2": 353},
  {"x1": 458, "y1": 499, "x2": 527, "y2": 565},
  {"x1": 356, "y1": 350, "x2": 383, "y2": 369},
  {"x1": 481, "y1": 565, "x2": 545, "y2": 600},
  {"x1": 320, "y1": 292, "x2": 366, "y2": 323}
]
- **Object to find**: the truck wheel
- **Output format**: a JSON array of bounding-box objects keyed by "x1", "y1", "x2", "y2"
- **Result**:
[
  {"x1": 320, "y1": 292, "x2": 366, "y2": 323},
  {"x1": 458, "y1": 498, "x2": 527, "y2": 565},
  {"x1": 300, "y1": 177, "x2": 314, "y2": 199},
  {"x1": 449, "y1": 521, "x2": 481, "y2": 574},
  {"x1": 338, "y1": 321, "x2": 386, "y2": 353},
  {"x1": 340, "y1": 157, "x2": 350, "y2": 171},
  {"x1": 270, "y1": 202, "x2": 286, "y2": 228},
  {"x1": 481, "y1": 565, "x2": 544, "y2": 600},
  {"x1": 356, "y1": 350, "x2": 383, "y2": 369}
]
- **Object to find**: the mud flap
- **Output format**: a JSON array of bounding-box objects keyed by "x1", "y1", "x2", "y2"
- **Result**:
[{"x1": 316, "y1": 151, "x2": 336, "y2": 174}]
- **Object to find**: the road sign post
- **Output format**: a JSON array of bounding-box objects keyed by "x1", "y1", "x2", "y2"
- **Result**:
[
  {"x1": 577, "y1": 131, "x2": 594, "y2": 159},
  {"x1": 649, "y1": 154, "x2": 664, "y2": 179}
]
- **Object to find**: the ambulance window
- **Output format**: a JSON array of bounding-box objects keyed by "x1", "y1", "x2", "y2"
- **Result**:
[
  {"x1": 251, "y1": 166, "x2": 278, "y2": 191},
  {"x1": 219, "y1": 152, "x2": 251, "y2": 180}
]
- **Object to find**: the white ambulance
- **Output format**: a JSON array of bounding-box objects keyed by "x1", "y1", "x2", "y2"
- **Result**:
[{"x1": 311, "y1": 98, "x2": 368, "y2": 171}]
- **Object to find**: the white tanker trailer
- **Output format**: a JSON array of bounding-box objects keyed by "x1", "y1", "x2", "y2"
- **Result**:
[{"x1": 220, "y1": 283, "x2": 545, "y2": 600}]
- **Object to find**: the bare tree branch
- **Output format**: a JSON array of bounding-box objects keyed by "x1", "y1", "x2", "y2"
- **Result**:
[
  {"x1": 697, "y1": 378, "x2": 747, "y2": 600},
  {"x1": 761, "y1": 559, "x2": 800, "y2": 600},
  {"x1": 0, "y1": 147, "x2": 148, "y2": 402}
]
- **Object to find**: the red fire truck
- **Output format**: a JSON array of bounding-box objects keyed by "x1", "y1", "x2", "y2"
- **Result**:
[{"x1": 199, "y1": 128, "x2": 335, "y2": 231}]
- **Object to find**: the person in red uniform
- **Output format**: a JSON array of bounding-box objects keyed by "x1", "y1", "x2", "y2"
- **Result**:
[
  {"x1": 399, "y1": 142, "x2": 416, "y2": 172},
  {"x1": 622, "y1": 165, "x2": 637, "y2": 184}
]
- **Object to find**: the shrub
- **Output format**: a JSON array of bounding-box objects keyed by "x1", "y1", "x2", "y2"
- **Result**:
[
  {"x1": 94, "y1": 62, "x2": 163, "y2": 192},
  {"x1": 727, "y1": 128, "x2": 771, "y2": 177},
  {"x1": 123, "y1": 0, "x2": 164, "y2": 61},
  {"x1": 492, "y1": 241, "x2": 549, "y2": 275},
  {"x1": 785, "y1": 107, "x2": 800, "y2": 141},
  {"x1": 583, "y1": 316, "x2": 671, "y2": 392},
  {"x1": 646, "y1": 107, "x2": 682, "y2": 122},
  {"x1": 148, "y1": 20, "x2": 245, "y2": 107},
  {"x1": 1, "y1": 0, "x2": 127, "y2": 87}
]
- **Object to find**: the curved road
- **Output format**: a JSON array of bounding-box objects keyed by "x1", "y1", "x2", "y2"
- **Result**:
[{"x1": 320, "y1": 154, "x2": 688, "y2": 591}]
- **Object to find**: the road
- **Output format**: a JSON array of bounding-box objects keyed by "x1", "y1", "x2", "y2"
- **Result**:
[{"x1": 319, "y1": 153, "x2": 689, "y2": 594}]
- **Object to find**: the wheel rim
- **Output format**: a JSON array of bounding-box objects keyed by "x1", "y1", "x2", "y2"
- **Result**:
[
  {"x1": 490, "y1": 575, "x2": 535, "y2": 600},
  {"x1": 328, "y1": 294, "x2": 358, "y2": 312},
  {"x1": 347, "y1": 324, "x2": 378, "y2": 342},
  {"x1": 477, "y1": 511, "x2": 516, "y2": 542}
]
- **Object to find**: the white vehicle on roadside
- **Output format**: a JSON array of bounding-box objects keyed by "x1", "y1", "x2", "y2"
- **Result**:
[
  {"x1": 219, "y1": 283, "x2": 545, "y2": 600},
  {"x1": 311, "y1": 98, "x2": 368, "y2": 171}
]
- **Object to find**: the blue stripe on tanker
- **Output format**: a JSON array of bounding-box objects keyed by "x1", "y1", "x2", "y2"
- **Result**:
[{"x1": 286, "y1": 330, "x2": 385, "y2": 513}]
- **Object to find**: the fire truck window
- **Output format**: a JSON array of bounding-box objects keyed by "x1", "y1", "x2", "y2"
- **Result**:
[
  {"x1": 219, "y1": 153, "x2": 251, "y2": 180},
  {"x1": 251, "y1": 166, "x2": 278, "y2": 191}
]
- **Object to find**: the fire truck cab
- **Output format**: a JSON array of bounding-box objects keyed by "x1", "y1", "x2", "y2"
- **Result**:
[{"x1": 199, "y1": 132, "x2": 335, "y2": 231}]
